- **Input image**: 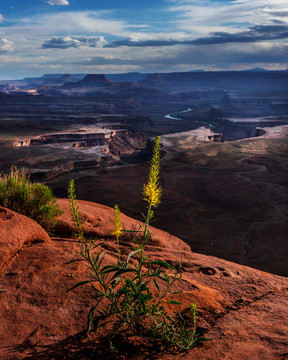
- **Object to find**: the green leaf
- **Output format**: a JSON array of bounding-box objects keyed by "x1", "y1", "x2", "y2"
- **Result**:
[
  {"x1": 138, "y1": 295, "x2": 147, "y2": 314},
  {"x1": 111, "y1": 268, "x2": 135, "y2": 280},
  {"x1": 109, "y1": 337, "x2": 118, "y2": 353},
  {"x1": 153, "y1": 279, "x2": 160, "y2": 291},
  {"x1": 149, "y1": 260, "x2": 174, "y2": 270},
  {"x1": 177, "y1": 310, "x2": 185, "y2": 327},
  {"x1": 166, "y1": 300, "x2": 182, "y2": 305},
  {"x1": 64, "y1": 258, "x2": 85, "y2": 265},
  {"x1": 95, "y1": 250, "x2": 106, "y2": 263},
  {"x1": 87, "y1": 304, "x2": 97, "y2": 334},
  {"x1": 68, "y1": 279, "x2": 96, "y2": 291},
  {"x1": 126, "y1": 249, "x2": 142, "y2": 265},
  {"x1": 126, "y1": 279, "x2": 138, "y2": 294},
  {"x1": 111, "y1": 277, "x2": 121, "y2": 288},
  {"x1": 101, "y1": 264, "x2": 118, "y2": 272},
  {"x1": 192, "y1": 337, "x2": 212, "y2": 345},
  {"x1": 101, "y1": 265, "x2": 119, "y2": 274}
]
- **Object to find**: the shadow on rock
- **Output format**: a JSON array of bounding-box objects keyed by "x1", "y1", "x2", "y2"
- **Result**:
[{"x1": 9, "y1": 329, "x2": 171, "y2": 360}]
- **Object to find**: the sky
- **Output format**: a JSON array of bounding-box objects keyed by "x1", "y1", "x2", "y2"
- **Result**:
[{"x1": 0, "y1": 0, "x2": 287, "y2": 79}]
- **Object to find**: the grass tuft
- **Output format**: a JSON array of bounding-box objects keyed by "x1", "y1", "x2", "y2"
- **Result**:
[{"x1": 0, "y1": 165, "x2": 62, "y2": 231}]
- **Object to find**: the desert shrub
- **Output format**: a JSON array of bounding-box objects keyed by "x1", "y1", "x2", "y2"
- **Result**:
[
  {"x1": 0, "y1": 166, "x2": 62, "y2": 230},
  {"x1": 67, "y1": 137, "x2": 209, "y2": 352}
]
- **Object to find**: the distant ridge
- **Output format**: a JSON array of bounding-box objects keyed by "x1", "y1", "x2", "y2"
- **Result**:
[
  {"x1": 76, "y1": 74, "x2": 111, "y2": 84},
  {"x1": 243, "y1": 67, "x2": 270, "y2": 72},
  {"x1": 22, "y1": 73, "x2": 86, "y2": 85},
  {"x1": 62, "y1": 74, "x2": 112, "y2": 89},
  {"x1": 242, "y1": 67, "x2": 286, "y2": 73},
  {"x1": 105, "y1": 72, "x2": 146, "y2": 82},
  {"x1": 139, "y1": 70, "x2": 288, "y2": 93}
]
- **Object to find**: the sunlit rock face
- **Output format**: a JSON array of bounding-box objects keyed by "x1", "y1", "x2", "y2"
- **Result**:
[
  {"x1": 216, "y1": 117, "x2": 288, "y2": 140},
  {"x1": 0, "y1": 199, "x2": 287, "y2": 359},
  {"x1": 11, "y1": 129, "x2": 145, "y2": 151},
  {"x1": 10, "y1": 128, "x2": 148, "y2": 180}
]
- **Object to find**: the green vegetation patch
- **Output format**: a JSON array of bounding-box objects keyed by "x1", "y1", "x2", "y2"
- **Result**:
[{"x1": 0, "y1": 166, "x2": 62, "y2": 231}]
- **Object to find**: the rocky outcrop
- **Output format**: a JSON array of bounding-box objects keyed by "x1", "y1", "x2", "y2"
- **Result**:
[
  {"x1": 215, "y1": 117, "x2": 288, "y2": 140},
  {"x1": 225, "y1": 95, "x2": 288, "y2": 117},
  {"x1": 55, "y1": 199, "x2": 189, "y2": 250},
  {"x1": 15, "y1": 130, "x2": 148, "y2": 181},
  {"x1": 0, "y1": 206, "x2": 50, "y2": 271},
  {"x1": 12, "y1": 132, "x2": 109, "y2": 147},
  {"x1": 63, "y1": 74, "x2": 111, "y2": 89},
  {"x1": 207, "y1": 133, "x2": 223, "y2": 142},
  {"x1": 0, "y1": 200, "x2": 287, "y2": 359},
  {"x1": 12, "y1": 130, "x2": 146, "y2": 153}
]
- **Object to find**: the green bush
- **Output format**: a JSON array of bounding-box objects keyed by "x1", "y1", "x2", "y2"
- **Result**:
[
  {"x1": 0, "y1": 166, "x2": 62, "y2": 231},
  {"x1": 67, "y1": 137, "x2": 210, "y2": 352}
]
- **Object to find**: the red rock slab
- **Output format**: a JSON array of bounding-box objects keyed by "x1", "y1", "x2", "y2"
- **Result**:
[
  {"x1": 0, "y1": 206, "x2": 50, "y2": 271},
  {"x1": 55, "y1": 198, "x2": 190, "y2": 252},
  {"x1": 0, "y1": 202, "x2": 287, "y2": 359}
]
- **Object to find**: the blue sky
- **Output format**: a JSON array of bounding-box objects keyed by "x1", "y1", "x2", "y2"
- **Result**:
[{"x1": 0, "y1": 0, "x2": 287, "y2": 79}]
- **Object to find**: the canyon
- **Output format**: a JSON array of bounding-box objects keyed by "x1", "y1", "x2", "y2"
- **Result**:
[
  {"x1": 0, "y1": 70, "x2": 287, "y2": 277},
  {"x1": 0, "y1": 70, "x2": 287, "y2": 358}
]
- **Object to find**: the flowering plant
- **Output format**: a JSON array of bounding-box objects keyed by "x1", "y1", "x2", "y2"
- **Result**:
[{"x1": 67, "y1": 137, "x2": 209, "y2": 351}]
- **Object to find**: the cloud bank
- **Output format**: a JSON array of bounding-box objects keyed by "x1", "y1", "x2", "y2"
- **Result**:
[
  {"x1": 42, "y1": 36, "x2": 107, "y2": 49},
  {"x1": 105, "y1": 25, "x2": 288, "y2": 48},
  {"x1": 0, "y1": 0, "x2": 288, "y2": 78}
]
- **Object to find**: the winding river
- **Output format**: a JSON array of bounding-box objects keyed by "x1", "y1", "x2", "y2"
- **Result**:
[{"x1": 165, "y1": 107, "x2": 194, "y2": 121}]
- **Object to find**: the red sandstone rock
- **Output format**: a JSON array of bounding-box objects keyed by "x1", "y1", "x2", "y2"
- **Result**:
[
  {"x1": 0, "y1": 200, "x2": 287, "y2": 359},
  {"x1": 55, "y1": 198, "x2": 190, "y2": 252},
  {"x1": 0, "y1": 206, "x2": 50, "y2": 271}
]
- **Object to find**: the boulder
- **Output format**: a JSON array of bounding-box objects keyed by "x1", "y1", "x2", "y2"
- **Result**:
[{"x1": 0, "y1": 206, "x2": 50, "y2": 271}]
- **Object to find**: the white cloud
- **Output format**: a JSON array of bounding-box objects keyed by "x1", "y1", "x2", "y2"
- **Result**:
[
  {"x1": 42, "y1": 35, "x2": 107, "y2": 49},
  {"x1": 0, "y1": 14, "x2": 4, "y2": 22},
  {"x1": 146, "y1": 41, "x2": 288, "y2": 67},
  {"x1": 13, "y1": 11, "x2": 128, "y2": 36},
  {"x1": 167, "y1": 0, "x2": 288, "y2": 35},
  {"x1": 104, "y1": 25, "x2": 288, "y2": 48},
  {"x1": 46, "y1": 0, "x2": 69, "y2": 5},
  {"x1": 0, "y1": 38, "x2": 15, "y2": 53},
  {"x1": 0, "y1": 2, "x2": 287, "y2": 77}
]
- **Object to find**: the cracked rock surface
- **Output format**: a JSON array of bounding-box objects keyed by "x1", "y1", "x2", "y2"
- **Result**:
[{"x1": 0, "y1": 200, "x2": 287, "y2": 359}]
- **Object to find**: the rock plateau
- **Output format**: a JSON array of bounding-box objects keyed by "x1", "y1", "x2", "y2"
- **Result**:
[{"x1": 0, "y1": 200, "x2": 287, "y2": 359}]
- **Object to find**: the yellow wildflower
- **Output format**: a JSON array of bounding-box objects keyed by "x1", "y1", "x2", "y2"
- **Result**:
[
  {"x1": 142, "y1": 136, "x2": 162, "y2": 208},
  {"x1": 112, "y1": 204, "x2": 122, "y2": 238}
]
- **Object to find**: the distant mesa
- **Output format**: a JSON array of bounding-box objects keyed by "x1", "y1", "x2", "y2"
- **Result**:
[
  {"x1": 105, "y1": 72, "x2": 146, "y2": 82},
  {"x1": 62, "y1": 74, "x2": 112, "y2": 89},
  {"x1": 22, "y1": 73, "x2": 86, "y2": 86},
  {"x1": 243, "y1": 67, "x2": 270, "y2": 72},
  {"x1": 78, "y1": 74, "x2": 111, "y2": 85}
]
